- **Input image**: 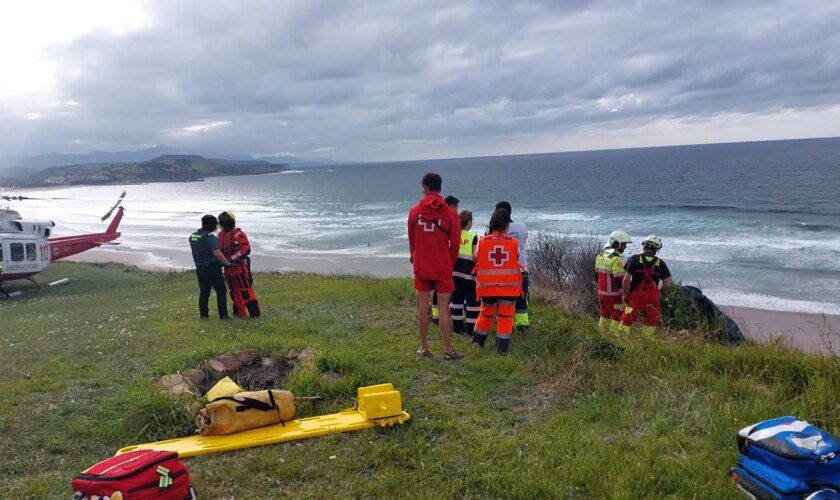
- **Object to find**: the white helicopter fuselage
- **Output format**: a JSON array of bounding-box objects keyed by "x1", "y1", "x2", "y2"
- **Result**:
[{"x1": 0, "y1": 209, "x2": 54, "y2": 280}]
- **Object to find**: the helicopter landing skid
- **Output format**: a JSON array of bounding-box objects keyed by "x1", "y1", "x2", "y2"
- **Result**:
[{"x1": 26, "y1": 276, "x2": 44, "y2": 289}]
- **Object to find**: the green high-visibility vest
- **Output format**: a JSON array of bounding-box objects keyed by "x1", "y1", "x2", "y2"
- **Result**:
[{"x1": 458, "y1": 229, "x2": 475, "y2": 260}]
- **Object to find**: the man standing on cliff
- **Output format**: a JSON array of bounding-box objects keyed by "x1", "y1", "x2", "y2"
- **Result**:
[
  {"x1": 189, "y1": 214, "x2": 232, "y2": 319},
  {"x1": 408, "y1": 172, "x2": 463, "y2": 360},
  {"x1": 620, "y1": 235, "x2": 671, "y2": 337}
]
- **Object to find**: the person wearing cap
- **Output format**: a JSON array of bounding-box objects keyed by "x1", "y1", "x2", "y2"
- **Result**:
[
  {"x1": 218, "y1": 211, "x2": 261, "y2": 318},
  {"x1": 431, "y1": 194, "x2": 461, "y2": 324},
  {"x1": 188, "y1": 214, "x2": 231, "y2": 319},
  {"x1": 595, "y1": 230, "x2": 632, "y2": 333},
  {"x1": 620, "y1": 235, "x2": 672, "y2": 337},
  {"x1": 494, "y1": 201, "x2": 530, "y2": 333}
]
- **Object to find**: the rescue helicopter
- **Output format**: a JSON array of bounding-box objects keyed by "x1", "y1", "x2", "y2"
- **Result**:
[{"x1": 0, "y1": 192, "x2": 125, "y2": 288}]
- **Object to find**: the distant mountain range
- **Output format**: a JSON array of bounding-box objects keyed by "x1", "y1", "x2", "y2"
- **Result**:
[
  {"x1": 3, "y1": 154, "x2": 287, "y2": 187},
  {"x1": 0, "y1": 145, "x2": 343, "y2": 184}
]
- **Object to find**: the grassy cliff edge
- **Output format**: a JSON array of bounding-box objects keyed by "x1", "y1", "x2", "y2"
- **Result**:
[{"x1": 1, "y1": 263, "x2": 838, "y2": 497}]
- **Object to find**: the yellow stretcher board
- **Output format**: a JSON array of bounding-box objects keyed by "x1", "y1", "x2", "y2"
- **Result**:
[{"x1": 116, "y1": 383, "x2": 411, "y2": 458}]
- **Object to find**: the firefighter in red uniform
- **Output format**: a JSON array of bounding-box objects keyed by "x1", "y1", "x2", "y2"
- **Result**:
[
  {"x1": 472, "y1": 208, "x2": 523, "y2": 354},
  {"x1": 218, "y1": 211, "x2": 261, "y2": 318},
  {"x1": 407, "y1": 173, "x2": 463, "y2": 360},
  {"x1": 595, "y1": 230, "x2": 632, "y2": 333},
  {"x1": 620, "y1": 235, "x2": 671, "y2": 337}
]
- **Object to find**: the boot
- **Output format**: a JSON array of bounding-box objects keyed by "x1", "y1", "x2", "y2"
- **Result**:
[
  {"x1": 598, "y1": 317, "x2": 610, "y2": 331},
  {"x1": 472, "y1": 332, "x2": 487, "y2": 348},
  {"x1": 496, "y1": 337, "x2": 511, "y2": 354}
]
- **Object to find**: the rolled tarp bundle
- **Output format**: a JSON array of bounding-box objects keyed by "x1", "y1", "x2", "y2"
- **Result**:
[{"x1": 197, "y1": 390, "x2": 296, "y2": 436}]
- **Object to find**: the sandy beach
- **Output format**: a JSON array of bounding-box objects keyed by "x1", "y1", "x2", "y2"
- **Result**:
[
  {"x1": 65, "y1": 248, "x2": 839, "y2": 356},
  {"x1": 722, "y1": 306, "x2": 840, "y2": 356},
  {"x1": 66, "y1": 247, "x2": 413, "y2": 277}
]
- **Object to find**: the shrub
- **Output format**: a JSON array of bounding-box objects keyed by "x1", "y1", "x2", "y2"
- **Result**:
[
  {"x1": 660, "y1": 285, "x2": 715, "y2": 332},
  {"x1": 528, "y1": 232, "x2": 602, "y2": 315}
]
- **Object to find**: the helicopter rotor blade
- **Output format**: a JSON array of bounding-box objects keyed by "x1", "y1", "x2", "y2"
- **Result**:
[
  {"x1": 1, "y1": 195, "x2": 36, "y2": 201},
  {"x1": 1, "y1": 194, "x2": 74, "y2": 201},
  {"x1": 100, "y1": 191, "x2": 127, "y2": 221}
]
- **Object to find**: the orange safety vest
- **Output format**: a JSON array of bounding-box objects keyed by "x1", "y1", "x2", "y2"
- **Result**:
[{"x1": 473, "y1": 233, "x2": 523, "y2": 298}]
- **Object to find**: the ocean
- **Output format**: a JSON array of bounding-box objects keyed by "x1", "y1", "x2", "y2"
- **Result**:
[{"x1": 7, "y1": 137, "x2": 840, "y2": 314}]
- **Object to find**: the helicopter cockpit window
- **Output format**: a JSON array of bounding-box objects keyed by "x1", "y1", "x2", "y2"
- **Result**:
[
  {"x1": 45, "y1": 228, "x2": 51, "y2": 237},
  {"x1": 26, "y1": 243, "x2": 37, "y2": 261},
  {"x1": 10, "y1": 243, "x2": 24, "y2": 262}
]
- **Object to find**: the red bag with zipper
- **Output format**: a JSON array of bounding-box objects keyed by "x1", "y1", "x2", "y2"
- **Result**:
[{"x1": 72, "y1": 450, "x2": 196, "y2": 499}]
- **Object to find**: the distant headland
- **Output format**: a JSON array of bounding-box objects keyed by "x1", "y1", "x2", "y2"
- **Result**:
[{"x1": 3, "y1": 154, "x2": 287, "y2": 187}]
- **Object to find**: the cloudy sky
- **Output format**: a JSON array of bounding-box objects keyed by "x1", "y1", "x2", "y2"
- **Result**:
[{"x1": 1, "y1": 0, "x2": 839, "y2": 161}]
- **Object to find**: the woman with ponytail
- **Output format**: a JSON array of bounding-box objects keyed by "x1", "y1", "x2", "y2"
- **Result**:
[
  {"x1": 471, "y1": 209, "x2": 523, "y2": 354},
  {"x1": 450, "y1": 210, "x2": 479, "y2": 335}
]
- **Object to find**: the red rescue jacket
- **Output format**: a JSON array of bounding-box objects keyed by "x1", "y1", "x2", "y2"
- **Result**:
[
  {"x1": 407, "y1": 193, "x2": 460, "y2": 280},
  {"x1": 218, "y1": 227, "x2": 251, "y2": 261}
]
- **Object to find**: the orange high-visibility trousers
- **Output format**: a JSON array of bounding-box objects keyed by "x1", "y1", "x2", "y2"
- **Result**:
[
  {"x1": 474, "y1": 297, "x2": 516, "y2": 339},
  {"x1": 224, "y1": 261, "x2": 261, "y2": 318}
]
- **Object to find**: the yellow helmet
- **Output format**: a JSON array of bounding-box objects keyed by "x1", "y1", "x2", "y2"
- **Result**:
[{"x1": 218, "y1": 211, "x2": 236, "y2": 225}]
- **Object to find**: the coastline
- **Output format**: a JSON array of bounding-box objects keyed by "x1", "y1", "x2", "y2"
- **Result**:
[
  {"x1": 2, "y1": 169, "x2": 288, "y2": 190},
  {"x1": 722, "y1": 306, "x2": 840, "y2": 356},
  {"x1": 65, "y1": 246, "x2": 413, "y2": 277},
  {"x1": 66, "y1": 247, "x2": 840, "y2": 356}
]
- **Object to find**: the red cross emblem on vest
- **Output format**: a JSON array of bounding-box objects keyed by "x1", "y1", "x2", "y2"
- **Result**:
[{"x1": 488, "y1": 245, "x2": 509, "y2": 267}]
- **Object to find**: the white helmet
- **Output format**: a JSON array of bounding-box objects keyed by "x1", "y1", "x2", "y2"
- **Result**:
[
  {"x1": 642, "y1": 234, "x2": 662, "y2": 250},
  {"x1": 608, "y1": 230, "x2": 632, "y2": 246}
]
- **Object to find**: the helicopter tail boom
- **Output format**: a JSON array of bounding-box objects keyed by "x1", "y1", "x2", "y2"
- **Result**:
[{"x1": 49, "y1": 207, "x2": 124, "y2": 261}]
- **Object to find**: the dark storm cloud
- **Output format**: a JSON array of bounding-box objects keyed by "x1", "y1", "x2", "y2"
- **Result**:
[{"x1": 2, "y1": 0, "x2": 839, "y2": 160}]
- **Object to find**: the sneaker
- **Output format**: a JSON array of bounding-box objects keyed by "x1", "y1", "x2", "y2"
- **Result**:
[{"x1": 443, "y1": 350, "x2": 464, "y2": 361}]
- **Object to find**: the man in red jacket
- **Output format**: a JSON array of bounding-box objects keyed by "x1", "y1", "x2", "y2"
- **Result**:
[{"x1": 408, "y1": 172, "x2": 463, "y2": 360}]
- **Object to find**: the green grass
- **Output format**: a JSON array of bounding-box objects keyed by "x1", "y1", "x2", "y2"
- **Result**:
[{"x1": 1, "y1": 263, "x2": 839, "y2": 498}]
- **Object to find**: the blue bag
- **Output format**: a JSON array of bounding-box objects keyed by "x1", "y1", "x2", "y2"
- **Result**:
[{"x1": 731, "y1": 416, "x2": 840, "y2": 499}]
